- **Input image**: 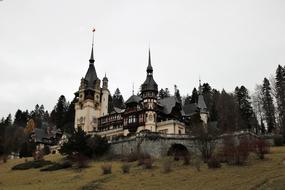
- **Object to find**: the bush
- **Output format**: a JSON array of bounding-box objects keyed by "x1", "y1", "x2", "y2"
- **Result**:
[
  {"x1": 59, "y1": 128, "x2": 109, "y2": 159},
  {"x1": 101, "y1": 163, "x2": 112, "y2": 174},
  {"x1": 74, "y1": 154, "x2": 90, "y2": 169},
  {"x1": 161, "y1": 158, "x2": 172, "y2": 173},
  {"x1": 12, "y1": 160, "x2": 52, "y2": 170},
  {"x1": 121, "y1": 163, "x2": 131, "y2": 174},
  {"x1": 207, "y1": 157, "x2": 221, "y2": 169},
  {"x1": 40, "y1": 160, "x2": 72, "y2": 171},
  {"x1": 124, "y1": 152, "x2": 139, "y2": 162},
  {"x1": 254, "y1": 139, "x2": 270, "y2": 160},
  {"x1": 192, "y1": 155, "x2": 202, "y2": 172},
  {"x1": 143, "y1": 158, "x2": 153, "y2": 169},
  {"x1": 137, "y1": 153, "x2": 151, "y2": 166},
  {"x1": 43, "y1": 146, "x2": 51, "y2": 155},
  {"x1": 183, "y1": 155, "x2": 191, "y2": 165},
  {"x1": 274, "y1": 136, "x2": 284, "y2": 146},
  {"x1": 222, "y1": 136, "x2": 251, "y2": 165}
]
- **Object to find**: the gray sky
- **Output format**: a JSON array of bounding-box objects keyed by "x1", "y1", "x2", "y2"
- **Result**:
[{"x1": 0, "y1": 0, "x2": 285, "y2": 118}]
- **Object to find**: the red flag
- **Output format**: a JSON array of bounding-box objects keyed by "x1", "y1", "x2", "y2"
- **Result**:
[{"x1": 92, "y1": 28, "x2": 96, "y2": 32}]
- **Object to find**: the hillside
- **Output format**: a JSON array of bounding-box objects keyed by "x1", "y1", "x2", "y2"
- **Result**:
[{"x1": 0, "y1": 147, "x2": 285, "y2": 190}]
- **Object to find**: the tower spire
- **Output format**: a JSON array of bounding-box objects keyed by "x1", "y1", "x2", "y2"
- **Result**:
[
  {"x1": 147, "y1": 48, "x2": 153, "y2": 74},
  {"x1": 89, "y1": 28, "x2": 96, "y2": 64}
]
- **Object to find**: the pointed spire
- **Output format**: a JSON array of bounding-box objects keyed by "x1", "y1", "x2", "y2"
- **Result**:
[
  {"x1": 132, "y1": 83, "x2": 134, "y2": 95},
  {"x1": 89, "y1": 28, "x2": 95, "y2": 64},
  {"x1": 147, "y1": 48, "x2": 153, "y2": 73},
  {"x1": 199, "y1": 77, "x2": 202, "y2": 94}
]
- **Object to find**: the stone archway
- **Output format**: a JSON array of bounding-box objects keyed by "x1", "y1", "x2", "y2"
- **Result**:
[{"x1": 167, "y1": 143, "x2": 189, "y2": 160}]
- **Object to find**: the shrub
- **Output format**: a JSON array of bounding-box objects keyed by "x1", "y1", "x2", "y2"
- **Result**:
[
  {"x1": 74, "y1": 154, "x2": 90, "y2": 169},
  {"x1": 143, "y1": 158, "x2": 153, "y2": 169},
  {"x1": 101, "y1": 163, "x2": 112, "y2": 174},
  {"x1": 161, "y1": 158, "x2": 172, "y2": 173},
  {"x1": 11, "y1": 160, "x2": 52, "y2": 170},
  {"x1": 183, "y1": 154, "x2": 191, "y2": 165},
  {"x1": 274, "y1": 136, "x2": 283, "y2": 146},
  {"x1": 137, "y1": 153, "x2": 151, "y2": 166},
  {"x1": 254, "y1": 139, "x2": 270, "y2": 160},
  {"x1": 222, "y1": 136, "x2": 251, "y2": 165},
  {"x1": 59, "y1": 128, "x2": 109, "y2": 159},
  {"x1": 40, "y1": 160, "x2": 72, "y2": 172},
  {"x1": 192, "y1": 156, "x2": 202, "y2": 172},
  {"x1": 43, "y1": 146, "x2": 51, "y2": 155},
  {"x1": 124, "y1": 152, "x2": 139, "y2": 162},
  {"x1": 207, "y1": 157, "x2": 221, "y2": 169},
  {"x1": 121, "y1": 163, "x2": 131, "y2": 174}
]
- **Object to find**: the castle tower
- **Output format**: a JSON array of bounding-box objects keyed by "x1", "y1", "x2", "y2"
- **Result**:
[
  {"x1": 197, "y1": 79, "x2": 208, "y2": 125},
  {"x1": 74, "y1": 31, "x2": 110, "y2": 133},
  {"x1": 141, "y1": 49, "x2": 158, "y2": 132},
  {"x1": 101, "y1": 74, "x2": 109, "y2": 117}
]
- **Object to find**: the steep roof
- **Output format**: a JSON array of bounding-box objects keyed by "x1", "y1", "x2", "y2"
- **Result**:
[
  {"x1": 125, "y1": 95, "x2": 142, "y2": 105},
  {"x1": 158, "y1": 96, "x2": 180, "y2": 115},
  {"x1": 84, "y1": 46, "x2": 98, "y2": 89},
  {"x1": 197, "y1": 94, "x2": 207, "y2": 112},
  {"x1": 182, "y1": 103, "x2": 199, "y2": 116}
]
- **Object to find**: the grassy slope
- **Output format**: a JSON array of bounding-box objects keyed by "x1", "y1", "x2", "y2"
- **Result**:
[{"x1": 0, "y1": 147, "x2": 285, "y2": 190}]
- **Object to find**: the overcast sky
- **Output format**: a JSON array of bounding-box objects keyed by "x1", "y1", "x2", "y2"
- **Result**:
[{"x1": 0, "y1": 0, "x2": 285, "y2": 118}]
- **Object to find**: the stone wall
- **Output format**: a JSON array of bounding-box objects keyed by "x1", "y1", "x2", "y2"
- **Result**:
[{"x1": 109, "y1": 131, "x2": 259, "y2": 158}]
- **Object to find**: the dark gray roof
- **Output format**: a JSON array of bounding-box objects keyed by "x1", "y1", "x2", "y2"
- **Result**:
[
  {"x1": 198, "y1": 94, "x2": 207, "y2": 112},
  {"x1": 84, "y1": 63, "x2": 98, "y2": 89},
  {"x1": 84, "y1": 46, "x2": 98, "y2": 89},
  {"x1": 141, "y1": 75, "x2": 158, "y2": 92},
  {"x1": 125, "y1": 95, "x2": 142, "y2": 105},
  {"x1": 158, "y1": 96, "x2": 180, "y2": 115},
  {"x1": 182, "y1": 103, "x2": 198, "y2": 116}
]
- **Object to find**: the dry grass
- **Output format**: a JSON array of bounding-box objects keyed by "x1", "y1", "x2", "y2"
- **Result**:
[{"x1": 0, "y1": 147, "x2": 285, "y2": 190}]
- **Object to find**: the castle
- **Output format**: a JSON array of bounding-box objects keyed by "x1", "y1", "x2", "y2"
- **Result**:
[{"x1": 74, "y1": 44, "x2": 209, "y2": 140}]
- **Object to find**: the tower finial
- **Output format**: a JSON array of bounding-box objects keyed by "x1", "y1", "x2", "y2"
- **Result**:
[
  {"x1": 132, "y1": 83, "x2": 134, "y2": 95},
  {"x1": 199, "y1": 76, "x2": 202, "y2": 94},
  {"x1": 89, "y1": 28, "x2": 96, "y2": 64},
  {"x1": 147, "y1": 48, "x2": 153, "y2": 74}
]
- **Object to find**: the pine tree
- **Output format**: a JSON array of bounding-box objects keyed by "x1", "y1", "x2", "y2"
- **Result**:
[
  {"x1": 261, "y1": 78, "x2": 276, "y2": 133},
  {"x1": 174, "y1": 85, "x2": 182, "y2": 103},
  {"x1": 184, "y1": 94, "x2": 192, "y2": 106},
  {"x1": 190, "y1": 88, "x2": 198, "y2": 103},
  {"x1": 4, "y1": 114, "x2": 12, "y2": 127},
  {"x1": 52, "y1": 95, "x2": 68, "y2": 130},
  {"x1": 112, "y1": 88, "x2": 125, "y2": 109},
  {"x1": 275, "y1": 65, "x2": 285, "y2": 136},
  {"x1": 235, "y1": 86, "x2": 255, "y2": 131}
]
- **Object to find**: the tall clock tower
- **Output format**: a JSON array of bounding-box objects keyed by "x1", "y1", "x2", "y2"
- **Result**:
[{"x1": 141, "y1": 49, "x2": 158, "y2": 132}]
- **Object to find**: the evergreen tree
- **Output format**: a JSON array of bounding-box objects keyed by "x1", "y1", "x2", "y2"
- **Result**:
[
  {"x1": 4, "y1": 114, "x2": 12, "y2": 127},
  {"x1": 184, "y1": 94, "x2": 192, "y2": 106},
  {"x1": 13, "y1": 109, "x2": 27, "y2": 128},
  {"x1": 159, "y1": 89, "x2": 166, "y2": 99},
  {"x1": 112, "y1": 88, "x2": 125, "y2": 109},
  {"x1": 275, "y1": 65, "x2": 285, "y2": 136},
  {"x1": 174, "y1": 85, "x2": 182, "y2": 103},
  {"x1": 164, "y1": 88, "x2": 170, "y2": 97},
  {"x1": 52, "y1": 95, "x2": 68, "y2": 130},
  {"x1": 62, "y1": 97, "x2": 76, "y2": 134},
  {"x1": 235, "y1": 86, "x2": 255, "y2": 131},
  {"x1": 190, "y1": 88, "x2": 198, "y2": 103},
  {"x1": 216, "y1": 90, "x2": 240, "y2": 132},
  {"x1": 261, "y1": 78, "x2": 276, "y2": 133}
]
